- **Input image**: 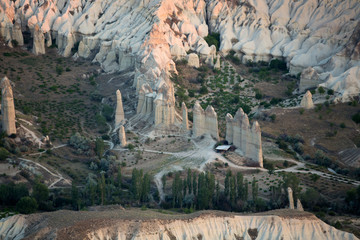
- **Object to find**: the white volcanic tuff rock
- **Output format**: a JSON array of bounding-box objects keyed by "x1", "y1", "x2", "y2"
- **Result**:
[
  {"x1": 206, "y1": 0, "x2": 360, "y2": 101},
  {"x1": 1, "y1": 77, "x2": 16, "y2": 136},
  {"x1": 115, "y1": 90, "x2": 125, "y2": 127},
  {"x1": 192, "y1": 101, "x2": 219, "y2": 140},
  {"x1": 300, "y1": 90, "x2": 314, "y2": 109},
  {"x1": 0, "y1": 210, "x2": 358, "y2": 240},
  {"x1": 288, "y1": 187, "x2": 295, "y2": 210},
  {"x1": 187, "y1": 53, "x2": 200, "y2": 68},
  {"x1": 297, "y1": 199, "x2": 304, "y2": 211},
  {"x1": 32, "y1": 24, "x2": 45, "y2": 55},
  {"x1": 226, "y1": 108, "x2": 263, "y2": 167},
  {"x1": 299, "y1": 67, "x2": 321, "y2": 93},
  {"x1": 118, "y1": 125, "x2": 127, "y2": 147},
  {"x1": 11, "y1": 19, "x2": 24, "y2": 46},
  {"x1": 181, "y1": 102, "x2": 189, "y2": 131}
]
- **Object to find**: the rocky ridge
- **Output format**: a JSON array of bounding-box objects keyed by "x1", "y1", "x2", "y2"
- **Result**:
[
  {"x1": 0, "y1": 209, "x2": 357, "y2": 240},
  {"x1": 0, "y1": 0, "x2": 358, "y2": 129}
]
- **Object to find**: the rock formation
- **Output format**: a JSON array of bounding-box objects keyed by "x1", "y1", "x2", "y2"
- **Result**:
[
  {"x1": 187, "y1": 53, "x2": 200, "y2": 68},
  {"x1": 11, "y1": 19, "x2": 24, "y2": 46},
  {"x1": 288, "y1": 187, "x2": 295, "y2": 210},
  {"x1": 297, "y1": 199, "x2": 304, "y2": 211},
  {"x1": 226, "y1": 108, "x2": 263, "y2": 167},
  {"x1": 0, "y1": 0, "x2": 359, "y2": 124},
  {"x1": 214, "y1": 55, "x2": 221, "y2": 70},
  {"x1": 299, "y1": 67, "x2": 321, "y2": 92},
  {"x1": 300, "y1": 90, "x2": 315, "y2": 109},
  {"x1": 1, "y1": 77, "x2": 16, "y2": 136},
  {"x1": 0, "y1": 209, "x2": 357, "y2": 240},
  {"x1": 193, "y1": 101, "x2": 219, "y2": 140},
  {"x1": 181, "y1": 102, "x2": 188, "y2": 131},
  {"x1": 192, "y1": 101, "x2": 219, "y2": 140},
  {"x1": 119, "y1": 125, "x2": 127, "y2": 147},
  {"x1": 115, "y1": 90, "x2": 125, "y2": 127},
  {"x1": 32, "y1": 24, "x2": 45, "y2": 55}
]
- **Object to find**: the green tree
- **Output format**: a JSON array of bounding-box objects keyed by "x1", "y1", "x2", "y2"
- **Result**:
[
  {"x1": 236, "y1": 172, "x2": 244, "y2": 200},
  {"x1": 98, "y1": 172, "x2": 106, "y2": 205},
  {"x1": 95, "y1": 138, "x2": 105, "y2": 158},
  {"x1": 244, "y1": 179, "x2": 249, "y2": 201},
  {"x1": 0, "y1": 147, "x2": 9, "y2": 161},
  {"x1": 161, "y1": 174, "x2": 166, "y2": 191},
  {"x1": 71, "y1": 183, "x2": 81, "y2": 210},
  {"x1": 192, "y1": 172, "x2": 197, "y2": 195},
  {"x1": 141, "y1": 173, "x2": 151, "y2": 202},
  {"x1": 117, "y1": 166, "x2": 122, "y2": 188},
  {"x1": 251, "y1": 177, "x2": 258, "y2": 201},
  {"x1": 187, "y1": 169, "x2": 192, "y2": 194},
  {"x1": 16, "y1": 197, "x2": 38, "y2": 214},
  {"x1": 224, "y1": 170, "x2": 232, "y2": 199},
  {"x1": 230, "y1": 175, "x2": 236, "y2": 206},
  {"x1": 131, "y1": 168, "x2": 143, "y2": 201},
  {"x1": 32, "y1": 182, "x2": 49, "y2": 204},
  {"x1": 282, "y1": 173, "x2": 300, "y2": 201}
]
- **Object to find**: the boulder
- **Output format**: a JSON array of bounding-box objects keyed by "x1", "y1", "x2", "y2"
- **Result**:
[
  {"x1": 300, "y1": 90, "x2": 314, "y2": 109},
  {"x1": 187, "y1": 53, "x2": 200, "y2": 68}
]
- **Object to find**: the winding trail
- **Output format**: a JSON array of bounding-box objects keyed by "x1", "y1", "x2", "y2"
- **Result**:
[{"x1": 18, "y1": 157, "x2": 71, "y2": 188}]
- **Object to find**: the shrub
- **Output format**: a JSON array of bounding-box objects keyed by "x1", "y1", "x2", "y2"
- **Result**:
[
  {"x1": 270, "y1": 114, "x2": 276, "y2": 122},
  {"x1": 269, "y1": 59, "x2": 287, "y2": 71},
  {"x1": 327, "y1": 89, "x2": 334, "y2": 95},
  {"x1": 352, "y1": 112, "x2": 360, "y2": 124},
  {"x1": 340, "y1": 122, "x2": 346, "y2": 128},
  {"x1": 204, "y1": 33, "x2": 220, "y2": 50},
  {"x1": 0, "y1": 147, "x2": 9, "y2": 161},
  {"x1": 16, "y1": 197, "x2": 38, "y2": 214},
  {"x1": 318, "y1": 86, "x2": 325, "y2": 94},
  {"x1": 56, "y1": 65, "x2": 63, "y2": 75},
  {"x1": 199, "y1": 85, "x2": 208, "y2": 95}
]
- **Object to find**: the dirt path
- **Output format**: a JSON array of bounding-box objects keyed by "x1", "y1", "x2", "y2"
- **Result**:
[{"x1": 18, "y1": 157, "x2": 72, "y2": 188}]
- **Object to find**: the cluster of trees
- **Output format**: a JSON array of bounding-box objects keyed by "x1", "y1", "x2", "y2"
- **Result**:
[
  {"x1": 162, "y1": 169, "x2": 287, "y2": 212},
  {"x1": 0, "y1": 181, "x2": 50, "y2": 214}
]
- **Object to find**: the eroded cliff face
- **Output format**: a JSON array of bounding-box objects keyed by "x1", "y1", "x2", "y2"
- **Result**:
[
  {"x1": 0, "y1": 209, "x2": 358, "y2": 240},
  {"x1": 0, "y1": 0, "x2": 359, "y2": 124}
]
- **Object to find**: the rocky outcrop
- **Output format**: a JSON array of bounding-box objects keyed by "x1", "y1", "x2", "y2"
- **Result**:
[
  {"x1": 192, "y1": 101, "x2": 219, "y2": 140},
  {"x1": 11, "y1": 19, "x2": 23, "y2": 46},
  {"x1": 1, "y1": 76, "x2": 16, "y2": 136},
  {"x1": 115, "y1": 90, "x2": 125, "y2": 128},
  {"x1": 181, "y1": 102, "x2": 189, "y2": 131},
  {"x1": 0, "y1": 209, "x2": 357, "y2": 240},
  {"x1": 297, "y1": 199, "x2": 304, "y2": 211},
  {"x1": 32, "y1": 24, "x2": 45, "y2": 55},
  {"x1": 300, "y1": 91, "x2": 314, "y2": 109},
  {"x1": 187, "y1": 53, "x2": 200, "y2": 68},
  {"x1": 214, "y1": 55, "x2": 221, "y2": 70},
  {"x1": 288, "y1": 187, "x2": 295, "y2": 210},
  {"x1": 299, "y1": 67, "x2": 321, "y2": 93},
  {"x1": 226, "y1": 108, "x2": 263, "y2": 167},
  {"x1": 119, "y1": 125, "x2": 127, "y2": 147}
]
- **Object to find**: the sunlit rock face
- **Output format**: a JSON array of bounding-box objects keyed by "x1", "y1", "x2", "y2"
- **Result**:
[
  {"x1": 300, "y1": 90, "x2": 314, "y2": 109},
  {"x1": 115, "y1": 90, "x2": 125, "y2": 128},
  {"x1": 1, "y1": 76, "x2": 16, "y2": 136},
  {"x1": 0, "y1": 210, "x2": 358, "y2": 240},
  {"x1": 0, "y1": 0, "x2": 359, "y2": 127},
  {"x1": 226, "y1": 108, "x2": 263, "y2": 167},
  {"x1": 192, "y1": 101, "x2": 219, "y2": 140}
]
